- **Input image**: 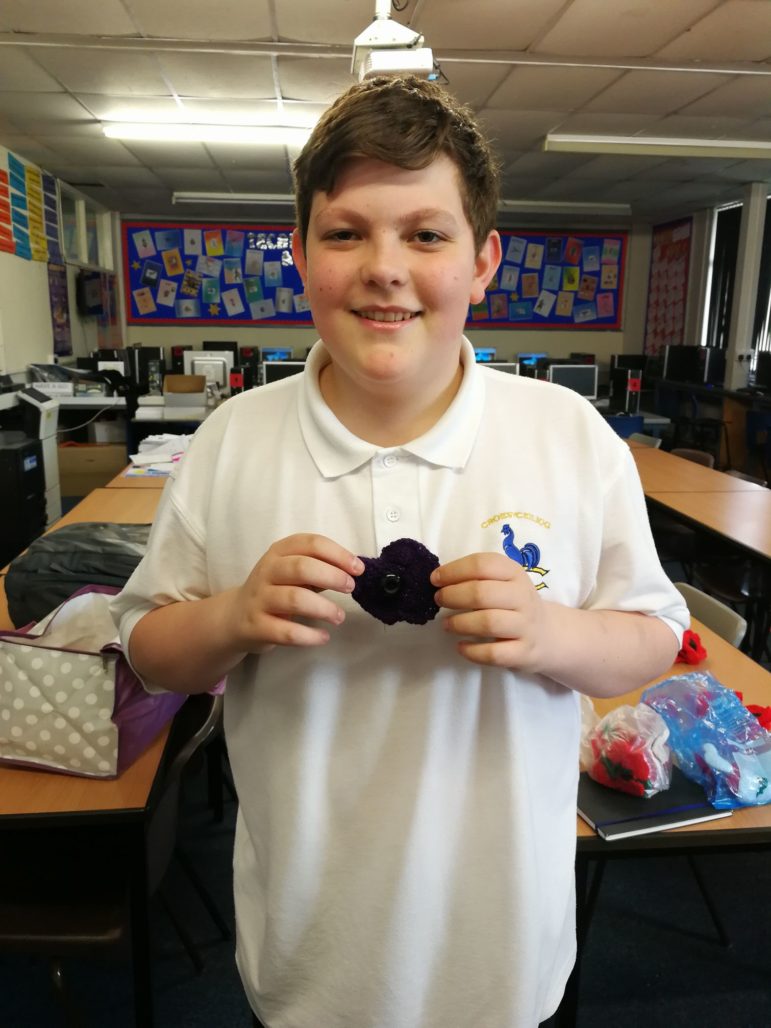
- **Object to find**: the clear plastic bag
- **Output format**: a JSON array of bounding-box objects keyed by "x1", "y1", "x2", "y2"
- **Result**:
[
  {"x1": 642, "y1": 672, "x2": 771, "y2": 809},
  {"x1": 585, "y1": 703, "x2": 672, "y2": 798}
]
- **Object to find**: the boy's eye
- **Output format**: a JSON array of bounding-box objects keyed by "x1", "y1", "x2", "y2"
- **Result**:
[
  {"x1": 413, "y1": 230, "x2": 443, "y2": 245},
  {"x1": 326, "y1": 230, "x2": 357, "y2": 242}
]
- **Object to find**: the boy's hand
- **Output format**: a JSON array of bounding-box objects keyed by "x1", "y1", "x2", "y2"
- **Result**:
[
  {"x1": 228, "y1": 533, "x2": 363, "y2": 653},
  {"x1": 431, "y1": 553, "x2": 551, "y2": 671}
]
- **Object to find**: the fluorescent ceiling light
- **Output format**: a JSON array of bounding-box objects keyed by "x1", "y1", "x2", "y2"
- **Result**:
[
  {"x1": 545, "y1": 133, "x2": 771, "y2": 160},
  {"x1": 172, "y1": 192, "x2": 295, "y2": 206},
  {"x1": 103, "y1": 123, "x2": 312, "y2": 146}
]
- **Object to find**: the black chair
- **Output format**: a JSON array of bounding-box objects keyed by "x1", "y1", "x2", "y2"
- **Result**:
[{"x1": 0, "y1": 693, "x2": 231, "y2": 1028}]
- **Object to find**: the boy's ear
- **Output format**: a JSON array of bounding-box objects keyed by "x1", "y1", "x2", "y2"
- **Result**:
[
  {"x1": 291, "y1": 228, "x2": 307, "y2": 286},
  {"x1": 470, "y1": 230, "x2": 502, "y2": 306}
]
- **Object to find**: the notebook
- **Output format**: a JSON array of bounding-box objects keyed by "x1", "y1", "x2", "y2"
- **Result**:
[{"x1": 577, "y1": 767, "x2": 733, "y2": 841}]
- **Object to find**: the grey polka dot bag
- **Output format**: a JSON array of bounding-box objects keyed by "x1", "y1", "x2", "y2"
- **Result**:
[{"x1": 0, "y1": 586, "x2": 185, "y2": 778}]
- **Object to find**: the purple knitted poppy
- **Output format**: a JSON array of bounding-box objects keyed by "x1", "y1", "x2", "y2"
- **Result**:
[{"x1": 352, "y1": 538, "x2": 440, "y2": 626}]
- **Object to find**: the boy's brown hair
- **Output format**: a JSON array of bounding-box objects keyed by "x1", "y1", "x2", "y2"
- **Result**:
[{"x1": 292, "y1": 76, "x2": 501, "y2": 254}]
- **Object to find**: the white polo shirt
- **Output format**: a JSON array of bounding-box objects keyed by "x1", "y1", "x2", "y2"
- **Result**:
[{"x1": 113, "y1": 339, "x2": 687, "y2": 1028}]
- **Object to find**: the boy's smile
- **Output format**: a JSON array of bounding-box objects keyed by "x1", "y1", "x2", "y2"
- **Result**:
[{"x1": 292, "y1": 155, "x2": 500, "y2": 441}]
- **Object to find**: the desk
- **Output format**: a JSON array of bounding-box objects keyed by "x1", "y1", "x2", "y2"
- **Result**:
[
  {"x1": 631, "y1": 447, "x2": 768, "y2": 494},
  {"x1": 563, "y1": 621, "x2": 771, "y2": 1022},
  {"x1": 647, "y1": 489, "x2": 771, "y2": 563},
  {"x1": 0, "y1": 485, "x2": 166, "y2": 1027},
  {"x1": 106, "y1": 466, "x2": 169, "y2": 489}
]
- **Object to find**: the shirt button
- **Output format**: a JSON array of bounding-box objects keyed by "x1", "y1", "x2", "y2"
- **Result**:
[
  {"x1": 385, "y1": 507, "x2": 401, "y2": 523},
  {"x1": 383, "y1": 454, "x2": 398, "y2": 468}
]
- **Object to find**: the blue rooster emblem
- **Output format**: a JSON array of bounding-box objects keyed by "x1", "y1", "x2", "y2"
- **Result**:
[{"x1": 501, "y1": 523, "x2": 541, "y2": 570}]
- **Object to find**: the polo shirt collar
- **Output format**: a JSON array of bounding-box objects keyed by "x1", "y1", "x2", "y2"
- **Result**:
[{"x1": 297, "y1": 337, "x2": 485, "y2": 478}]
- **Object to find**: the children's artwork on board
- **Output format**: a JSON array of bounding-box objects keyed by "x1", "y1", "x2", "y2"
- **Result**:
[
  {"x1": 467, "y1": 229, "x2": 627, "y2": 329},
  {"x1": 123, "y1": 220, "x2": 314, "y2": 325}
]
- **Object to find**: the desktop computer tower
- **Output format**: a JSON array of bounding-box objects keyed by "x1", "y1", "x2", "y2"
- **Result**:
[
  {"x1": 130, "y1": 345, "x2": 165, "y2": 394},
  {"x1": 609, "y1": 367, "x2": 643, "y2": 414},
  {"x1": 169, "y1": 345, "x2": 192, "y2": 374},
  {"x1": 0, "y1": 432, "x2": 46, "y2": 567}
]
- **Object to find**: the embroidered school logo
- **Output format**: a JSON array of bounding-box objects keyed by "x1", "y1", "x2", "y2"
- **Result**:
[
  {"x1": 499, "y1": 523, "x2": 549, "y2": 588},
  {"x1": 479, "y1": 510, "x2": 550, "y2": 589}
]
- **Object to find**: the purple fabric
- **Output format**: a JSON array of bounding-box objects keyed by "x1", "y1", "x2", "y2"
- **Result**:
[{"x1": 352, "y1": 538, "x2": 440, "y2": 625}]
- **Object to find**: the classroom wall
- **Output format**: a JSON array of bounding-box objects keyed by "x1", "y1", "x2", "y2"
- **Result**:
[{"x1": 125, "y1": 223, "x2": 654, "y2": 369}]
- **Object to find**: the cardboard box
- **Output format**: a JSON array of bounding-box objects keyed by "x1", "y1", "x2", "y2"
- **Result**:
[
  {"x1": 164, "y1": 374, "x2": 207, "y2": 408},
  {"x1": 58, "y1": 444, "x2": 127, "y2": 497}
]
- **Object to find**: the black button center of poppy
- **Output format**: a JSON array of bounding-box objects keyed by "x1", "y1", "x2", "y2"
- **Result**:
[{"x1": 381, "y1": 572, "x2": 402, "y2": 596}]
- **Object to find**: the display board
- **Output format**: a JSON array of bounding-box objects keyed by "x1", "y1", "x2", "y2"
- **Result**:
[
  {"x1": 643, "y1": 217, "x2": 692, "y2": 355},
  {"x1": 1, "y1": 146, "x2": 62, "y2": 262},
  {"x1": 123, "y1": 220, "x2": 627, "y2": 330},
  {"x1": 469, "y1": 229, "x2": 627, "y2": 329},
  {"x1": 123, "y1": 221, "x2": 312, "y2": 326}
]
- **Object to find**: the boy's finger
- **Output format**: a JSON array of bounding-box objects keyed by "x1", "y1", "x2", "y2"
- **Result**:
[
  {"x1": 431, "y1": 552, "x2": 518, "y2": 586},
  {"x1": 274, "y1": 533, "x2": 364, "y2": 576},
  {"x1": 272, "y1": 554, "x2": 357, "y2": 595}
]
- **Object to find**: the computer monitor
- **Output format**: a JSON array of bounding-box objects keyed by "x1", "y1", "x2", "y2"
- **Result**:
[
  {"x1": 611, "y1": 353, "x2": 648, "y2": 374},
  {"x1": 486, "y1": 362, "x2": 519, "y2": 375},
  {"x1": 201, "y1": 341, "x2": 238, "y2": 361},
  {"x1": 474, "y1": 347, "x2": 496, "y2": 363},
  {"x1": 262, "y1": 347, "x2": 293, "y2": 362},
  {"x1": 569, "y1": 352, "x2": 596, "y2": 365},
  {"x1": 754, "y1": 350, "x2": 771, "y2": 389},
  {"x1": 262, "y1": 361, "x2": 305, "y2": 385},
  {"x1": 547, "y1": 363, "x2": 599, "y2": 399},
  {"x1": 183, "y1": 349, "x2": 235, "y2": 392},
  {"x1": 516, "y1": 352, "x2": 547, "y2": 367}
]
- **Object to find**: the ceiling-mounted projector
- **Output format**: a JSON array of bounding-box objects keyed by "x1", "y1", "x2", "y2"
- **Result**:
[
  {"x1": 359, "y1": 47, "x2": 435, "y2": 81},
  {"x1": 351, "y1": 0, "x2": 434, "y2": 81}
]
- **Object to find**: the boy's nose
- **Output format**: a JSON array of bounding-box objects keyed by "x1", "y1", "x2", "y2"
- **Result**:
[{"x1": 360, "y1": 237, "x2": 408, "y2": 289}]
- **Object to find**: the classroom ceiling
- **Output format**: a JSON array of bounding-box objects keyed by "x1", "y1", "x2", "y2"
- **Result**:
[{"x1": 0, "y1": 0, "x2": 769, "y2": 227}]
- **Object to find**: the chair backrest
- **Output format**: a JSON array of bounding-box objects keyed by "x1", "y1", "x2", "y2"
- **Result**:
[
  {"x1": 673, "y1": 581, "x2": 747, "y2": 648},
  {"x1": 671, "y1": 447, "x2": 715, "y2": 468},
  {"x1": 726, "y1": 468, "x2": 767, "y2": 487},
  {"x1": 603, "y1": 414, "x2": 644, "y2": 439},
  {"x1": 147, "y1": 692, "x2": 224, "y2": 891},
  {"x1": 628, "y1": 432, "x2": 662, "y2": 448}
]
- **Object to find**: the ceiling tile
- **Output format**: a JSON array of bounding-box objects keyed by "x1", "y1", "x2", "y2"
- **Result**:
[
  {"x1": 553, "y1": 112, "x2": 663, "y2": 135},
  {"x1": 435, "y1": 64, "x2": 512, "y2": 111},
  {"x1": 0, "y1": 48, "x2": 64, "y2": 92},
  {"x1": 74, "y1": 94, "x2": 193, "y2": 121},
  {"x1": 0, "y1": 134, "x2": 64, "y2": 168},
  {"x1": 152, "y1": 167, "x2": 230, "y2": 190},
  {"x1": 569, "y1": 154, "x2": 671, "y2": 178},
  {"x1": 118, "y1": 140, "x2": 217, "y2": 168},
  {"x1": 631, "y1": 156, "x2": 745, "y2": 180},
  {"x1": 680, "y1": 76, "x2": 771, "y2": 119},
  {"x1": 127, "y1": 0, "x2": 273, "y2": 41},
  {"x1": 218, "y1": 167, "x2": 295, "y2": 193},
  {"x1": 0, "y1": 0, "x2": 136, "y2": 34},
  {"x1": 656, "y1": 0, "x2": 771, "y2": 61},
  {"x1": 584, "y1": 70, "x2": 728, "y2": 115},
  {"x1": 487, "y1": 66, "x2": 622, "y2": 113},
  {"x1": 717, "y1": 158, "x2": 771, "y2": 181},
  {"x1": 87, "y1": 166, "x2": 166, "y2": 188},
  {"x1": 158, "y1": 53, "x2": 276, "y2": 100},
  {"x1": 43, "y1": 135, "x2": 143, "y2": 165},
  {"x1": 276, "y1": 0, "x2": 373, "y2": 45},
  {"x1": 206, "y1": 143, "x2": 288, "y2": 171},
  {"x1": 533, "y1": 0, "x2": 720, "y2": 57},
  {"x1": 0, "y1": 92, "x2": 94, "y2": 129},
  {"x1": 645, "y1": 113, "x2": 755, "y2": 136},
  {"x1": 31, "y1": 49, "x2": 172, "y2": 96},
  {"x1": 278, "y1": 57, "x2": 360, "y2": 103},
  {"x1": 416, "y1": 0, "x2": 566, "y2": 50},
  {"x1": 478, "y1": 108, "x2": 563, "y2": 148}
]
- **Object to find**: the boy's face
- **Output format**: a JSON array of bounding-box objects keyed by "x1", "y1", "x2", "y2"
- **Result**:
[{"x1": 293, "y1": 155, "x2": 500, "y2": 406}]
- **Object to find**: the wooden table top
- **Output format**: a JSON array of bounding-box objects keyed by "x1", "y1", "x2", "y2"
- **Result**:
[
  {"x1": 648, "y1": 489, "x2": 771, "y2": 562},
  {"x1": 631, "y1": 446, "x2": 767, "y2": 494},
  {"x1": 0, "y1": 487, "x2": 166, "y2": 821},
  {"x1": 106, "y1": 466, "x2": 169, "y2": 489},
  {"x1": 577, "y1": 617, "x2": 771, "y2": 840}
]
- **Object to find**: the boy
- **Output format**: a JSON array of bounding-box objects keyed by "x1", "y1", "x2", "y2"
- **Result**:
[{"x1": 112, "y1": 77, "x2": 688, "y2": 1027}]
